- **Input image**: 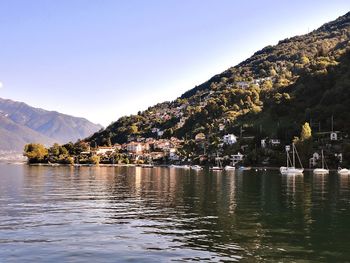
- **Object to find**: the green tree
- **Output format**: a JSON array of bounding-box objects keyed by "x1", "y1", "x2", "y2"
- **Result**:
[
  {"x1": 128, "y1": 124, "x2": 138, "y2": 134},
  {"x1": 89, "y1": 155, "x2": 100, "y2": 165},
  {"x1": 24, "y1": 143, "x2": 48, "y2": 163}
]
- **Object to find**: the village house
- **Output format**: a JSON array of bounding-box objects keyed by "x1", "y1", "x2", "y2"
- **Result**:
[
  {"x1": 157, "y1": 130, "x2": 164, "y2": 137},
  {"x1": 269, "y1": 139, "x2": 281, "y2": 146},
  {"x1": 152, "y1": 128, "x2": 160, "y2": 134},
  {"x1": 231, "y1": 152, "x2": 244, "y2": 165},
  {"x1": 126, "y1": 142, "x2": 143, "y2": 154},
  {"x1": 223, "y1": 134, "x2": 237, "y2": 145},
  {"x1": 168, "y1": 148, "x2": 180, "y2": 161},
  {"x1": 235, "y1": 81, "x2": 250, "y2": 89},
  {"x1": 335, "y1": 153, "x2": 343, "y2": 163},
  {"x1": 95, "y1": 146, "x2": 116, "y2": 156},
  {"x1": 150, "y1": 151, "x2": 165, "y2": 160},
  {"x1": 153, "y1": 139, "x2": 171, "y2": 151},
  {"x1": 330, "y1": 131, "x2": 340, "y2": 141},
  {"x1": 309, "y1": 152, "x2": 320, "y2": 167}
]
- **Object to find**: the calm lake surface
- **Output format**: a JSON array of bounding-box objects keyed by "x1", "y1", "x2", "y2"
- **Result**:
[{"x1": 0, "y1": 164, "x2": 350, "y2": 262}]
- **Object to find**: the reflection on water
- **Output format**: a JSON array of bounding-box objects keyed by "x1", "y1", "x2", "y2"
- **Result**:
[{"x1": 0, "y1": 164, "x2": 350, "y2": 262}]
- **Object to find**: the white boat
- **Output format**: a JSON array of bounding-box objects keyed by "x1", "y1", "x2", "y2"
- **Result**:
[
  {"x1": 210, "y1": 166, "x2": 223, "y2": 171},
  {"x1": 169, "y1": 164, "x2": 182, "y2": 168},
  {"x1": 224, "y1": 165, "x2": 235, "y2": 171},
  {"x1": 338, "y1": 167, "x2": 350, "y2": 175},
  {"x1": 313, "y1": 150, "x2": 329, "y2": 175},
  {"x1": 191, "y1": 165, "x2": 203, "y2": 170},
  {"x1": 224, "y1": 156, "x2": 236, "y2": 171},
  {"x1": 280, "y1": 144, "x2": 304, "y2": 175},
  {"x1": 170, "y1": 164, "x2": 190, "y2": 169},
  {"x1": 313, "y1": 168, "x2": 329, "y2": 175},
  {"x1": 238, "y1": 166, "x2": 252, "y2": 171}
]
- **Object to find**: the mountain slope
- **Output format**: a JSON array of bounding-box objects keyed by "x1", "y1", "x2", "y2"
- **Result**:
[
  {"x1": 86, "y1": 11, "x2": 350, "y2": 147},
  {"x1": 0, "y1": 98, "x2": 103, "y2": 151},
  {"x1": 0, "y1": 113, "x2": 56, "y2": 151}
]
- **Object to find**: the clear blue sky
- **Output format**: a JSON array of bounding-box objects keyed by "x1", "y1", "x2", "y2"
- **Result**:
[{"x1": 0, "y1": 1, "x2": 349, "y2": 126}]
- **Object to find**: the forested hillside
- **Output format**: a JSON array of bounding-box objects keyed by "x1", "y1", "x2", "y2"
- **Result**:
[{"x1": 86, "y1": 12, "x2": 350, "y2": 148}]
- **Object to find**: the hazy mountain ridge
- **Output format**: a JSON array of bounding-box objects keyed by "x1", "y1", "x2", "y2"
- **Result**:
[{"x1": 0, "y1": 98, "x2": 103, "y2": 151}]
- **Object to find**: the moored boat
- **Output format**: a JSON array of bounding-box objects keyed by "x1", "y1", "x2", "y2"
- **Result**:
[
  {"x1": 338, "y1": 167, "x2": 350, "y2": 175},
  {"x1": 210, "y1": 154, "x2": 223, "y2": 171},
  {"x1": 280, "y1": 144, "x2": 304, "y2": 175},
  {"x1": 191, "y1": 165, "x2": 203, "y2": 170},
  {"x1": 238, "y1": 166, "x2": 252, "y2": 171},
  {"x1": 224, "y1": 165, "x2": 235, "y2": 171},
  {"x1": 313, "y1": 150, "x2": 329, "y2": 175}
]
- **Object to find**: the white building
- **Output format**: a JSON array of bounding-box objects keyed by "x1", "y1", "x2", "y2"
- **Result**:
[
  {"x1": 126, "y1": 142, "x2": 143, "y2": 154},
  {"x1": 330, "y1": 132, "x2": 338, "y2": 141},
  {"x1": 236, "y1": 81, "x2": 250, "y2": 89},
  {"x1": 223, "y1": 134, "x2": 237, "y2": 145},
  {"x1": 335, "y1": 153, "x2": 343, "y2": 163},
  {"x1": 269, "y1": 139, "x2": 281, "y2": 146},
  {"x1": 157, "y1": 130, "x2": 164, "y2": 137},
  {"x1": 95, "y1": 147, "x2": 116, "y2": 156},
  {"x1": 231, "y1": 152, "x2": 244, "y2": 165},
  {"x1": 309, "y1": 152, "x2": 320, "y2": 167},
  {"x1": 169, "y1": 148, "x2": 180, "y2": 161}
]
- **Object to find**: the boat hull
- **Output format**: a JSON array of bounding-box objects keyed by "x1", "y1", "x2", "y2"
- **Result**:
[
  {"x1": 224, "y1": 166, "x2": 235, "y2": 171},
  {"x1": 210, "y1": 166, "x2": 223, "y2": 171},
  {"x1": 191, "y1": 165, "x2": 203, "y2": 170},
  {"x1": 280, "y1": 167, "x2": 304, "y2": 175},
  {"x1": 313, "y1": 168, "x2": 329, "y2": 175},
  {"x1": 338, "y1": 169, "x2": 350, "y2": 175}
]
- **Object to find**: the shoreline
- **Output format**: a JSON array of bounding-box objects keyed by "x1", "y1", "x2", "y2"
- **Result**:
[{"x1": 24, "y1": 163, "x2": 342, "y2": 172}]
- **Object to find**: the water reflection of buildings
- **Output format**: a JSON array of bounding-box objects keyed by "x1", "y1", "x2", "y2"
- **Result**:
[
  {"x1": 312, "y1": 173, "x2": 328, "y2": 197},
  {"x1": 339, "y1": 173, "x2": 350, "y2": 195}
]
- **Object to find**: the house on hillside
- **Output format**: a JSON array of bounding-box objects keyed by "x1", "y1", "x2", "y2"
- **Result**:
[
  {"x1": 168, "y1": 148, "x2": 180, "y2": 161},
  {"x1": 309, "y1": 152, "x2": 320, "y2": 167},
  {"x1": 95, "y1": 146, "x2": 116, "y2": 156},
  {"x1": 126, "y1": 142, "x2": 143, "y2": 154},
  {"x1": 231, "y1": 152, "x2": 244, "y2": 165},
  {"x1": 330, "y1": 131, "x2": 340, "y2": 141},
  {"x1": 269, "y1": 139, "x2": 281, "y2": 147},
  {"x1": 223, "y1": 134, "x2": 237, "y2": 145},
  {"x1": 235, "y1": 81, "x2": 250, "y2": 89}
]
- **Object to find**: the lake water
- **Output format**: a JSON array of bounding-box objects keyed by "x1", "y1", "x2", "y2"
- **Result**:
[{"x1": 0, "y1": 164, "x2": 350, "y2": 262}]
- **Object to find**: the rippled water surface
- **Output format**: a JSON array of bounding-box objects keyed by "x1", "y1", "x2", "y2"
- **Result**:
[{"x1": 1, "y1": 164, "x2": 350, "y2": 262}]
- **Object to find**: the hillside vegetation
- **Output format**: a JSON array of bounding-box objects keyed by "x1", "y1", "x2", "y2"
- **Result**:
[{"x1": 86, "y1": 12, "x2": 350, "y2": 150}]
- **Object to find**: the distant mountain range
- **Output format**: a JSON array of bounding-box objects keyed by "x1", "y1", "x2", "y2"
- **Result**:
[{"x1": 0, "y1": 98, "x2": 103, "y2": 151}]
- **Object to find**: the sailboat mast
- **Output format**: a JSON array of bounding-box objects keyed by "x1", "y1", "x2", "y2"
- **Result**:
[
  {"x1": 321, "y1": 150, "x2": 324, "y2": 169},
  {"x1": 331, "y1": 115, "x2": 334, "y2": 132},
  {"x1": 292, "y1": 143, "x2": 295, "y2": 167}
]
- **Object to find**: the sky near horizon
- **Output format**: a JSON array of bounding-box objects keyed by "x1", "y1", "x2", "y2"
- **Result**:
[{"x1": 0, "y1": 1, "x2": 349, "y2": 126}]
